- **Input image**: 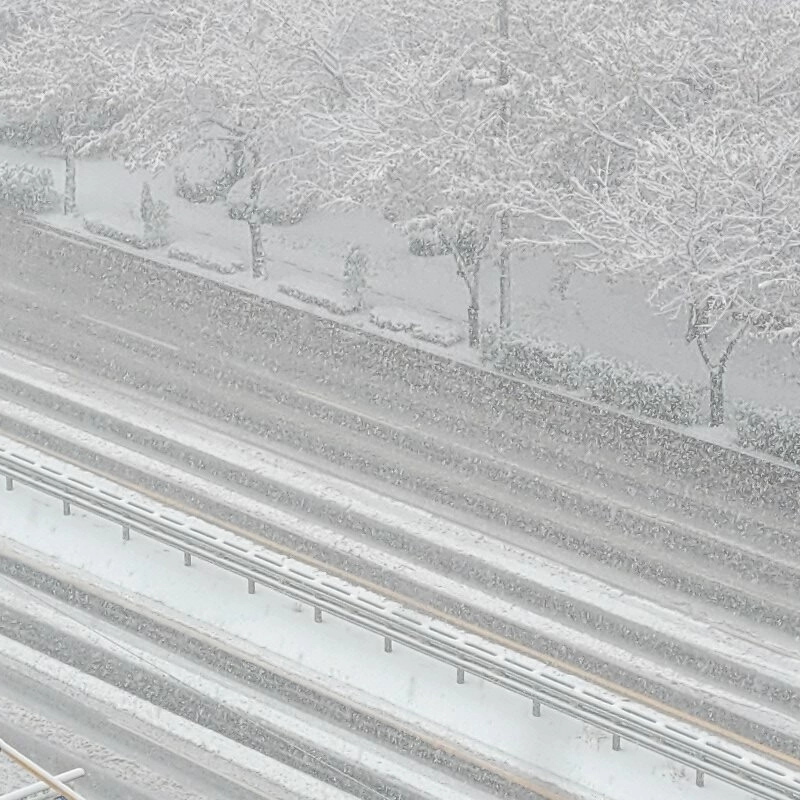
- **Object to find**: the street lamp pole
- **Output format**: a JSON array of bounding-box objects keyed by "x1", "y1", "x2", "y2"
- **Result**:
[{"x1": 497, "y1": 0, "x2": 511, "y2": 330}]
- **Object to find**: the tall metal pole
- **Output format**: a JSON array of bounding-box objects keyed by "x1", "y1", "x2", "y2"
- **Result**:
[{"x1": 497, "y1": 0, "x2": 512, "y2": 330}]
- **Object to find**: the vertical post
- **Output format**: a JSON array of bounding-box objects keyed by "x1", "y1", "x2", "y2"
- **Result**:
[
  {"x1": 497, "y1": 0, "x2": 511, "y2": 330},
  {"x1": 696, "y1": 770, "x2": 704, "y2": 788},
  {"x1": 5, "y1": 476, "x2": 12, "y2": 490},
  {"x1": 456, "y1": 667, "x2": 465, "y2": 684},
  {"x1": 384, "y1": 637, "x2": 392, "y2": 653},
  {"x1": 183, "y1": 552, "x2": 192, "y2": 567},
  {"x1": 62, "y1": 499, "x2": 71, "y2": 516},
  {"x1": 122, "y1": 525, "x2": 130, "y2": 541},
  {"x1": 248, "y1": 579, "x2": 255, "y2": 595},
  {"x1": 531, "y1": 699, "x2": 541, "y2": 717},
  {"x1": 612, "y1": 734, "x2": 621, "y2": 752},
  {"x1": 314, "y1": 607, "x2": 323, "y2": 623}
]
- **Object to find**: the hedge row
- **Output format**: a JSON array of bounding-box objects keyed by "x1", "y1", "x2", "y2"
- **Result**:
[
  {"x1": 481, "y1": 327, "x2": 702, "y2": 426},
  {"x1": 278, "y1": 280, "x2": 360, "y2": 315},
  {"x1": 370, "y1": 306, "x2": 463, "y2": 348},
  {"x1": 735, "y1": 403, "x2": 800, "y2": 467},
  {"x1": 168, "y1": 242, "x2": 244, "y2": 274},
  {"x1": 0, "y1": 161, "x2": 60, "y2": 212},
  {"x1": 84, "y1": 214, "x2": 168, "y2": 249}
]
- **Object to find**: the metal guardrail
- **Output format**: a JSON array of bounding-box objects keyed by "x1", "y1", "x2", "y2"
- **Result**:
[{"x1": 0, "y1": 438, "x2": 799, "y2": 800}]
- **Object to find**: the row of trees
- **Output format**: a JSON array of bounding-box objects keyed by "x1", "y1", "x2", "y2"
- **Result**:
[{"x1": 1, "y1": 0, "x2": 799, "y2": 423}]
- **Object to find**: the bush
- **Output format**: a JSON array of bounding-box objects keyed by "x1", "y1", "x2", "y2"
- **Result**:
[
  {"x1": 370, "y1": 306, "x2": 463, "y2": 347},
  {"x1": 481, "y1": 327, "x2": 701, "y2": 425},
  {"x1": 168, "y1": 242, "x2": 245, "y2": 275},
  {"x1": 278, "y1": 279, "x2": 360, "y2": 315},
  {"x1": 579, "y1": 354, "x2": 701, "y2": 425},
  {"x1": 174, "y1": 140, "x2": 240, "y2": 203},
  {"x1": 735, "y1": 403, "x2": 800, "y2": 466},
  {"x1": 84, "y1": 213, "x2": 167, "y2": 249},
  {"x1": 481, "y1": 326, "x2": 583, "y2": 389},
  {"x1": 343, "y1": 244, "x2": 369, "y2": 309},
  {"x1": 0, "y1": 161, "x2": 61, "y2": 213}
]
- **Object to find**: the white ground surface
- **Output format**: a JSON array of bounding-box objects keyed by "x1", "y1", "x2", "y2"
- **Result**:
[
  {"x1": 1, "y1": 143, "x2": 799, "y2": 416},
  {"x1": 0, "y1": 475, "x2": 779, "y2": 800}
]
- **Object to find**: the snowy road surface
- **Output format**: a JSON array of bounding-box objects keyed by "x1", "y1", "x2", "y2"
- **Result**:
[
  {"x1": 0, "y1": 534, "x2": 766, "y2": 800},
  {"x1": 0, "y1": 348, "x2": 798, "y2": 757},
  {"x1": 0, "y1": 567, "x2": 554, "y2": 800},
  {"x1": 0, "y1": 650, "x2": 315, "y2": 800},
  {"x1": 0, "y1": 211, "x2": 796, "y2": 517}
]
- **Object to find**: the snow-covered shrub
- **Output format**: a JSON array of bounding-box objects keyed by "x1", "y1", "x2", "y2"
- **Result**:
[
  {"x1": 84, "y1": 213, "x2": 167, "y2": 249},
  {"x1": 226, "y1": 175, "x2": 309, "y2": 226},
  {"x1": 343, "y1": 244, "x2": 369, "y2": 309},
  {"x1": 481, "y1": 326, "x2": 583, "y2": 389},
  {"x1": 278, "y1": 279, "x2": 360, "y2": 315},
  {"x1": 370, "y1": 306, "x2": 463, "y2": 347},
  {"x1": 481, "y1": 327, "x2": 701, "y2": 425},
  {"x1": 0, "y1": 161, "x2": 60, "y2": 212},
  {"x1": 167, "y1": 242, "x2": 244, "y2": 275},
  {"x1": 579, "y1": 355, "x2": 701, "y2": 425},
  {"x1": 174, "y1": 140, "x2": 240, "y2": 203},
  {"x1": 735, "y1": 403, "x2": 800, "y2": 466}
]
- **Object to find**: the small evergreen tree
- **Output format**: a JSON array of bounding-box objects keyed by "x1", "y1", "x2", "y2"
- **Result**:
[{"x1": 140, "y1": 181, "x2": 170, "y2": 243}]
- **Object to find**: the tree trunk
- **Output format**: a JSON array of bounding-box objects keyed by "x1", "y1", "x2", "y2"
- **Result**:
[
  {"x1": 709, "y1": 365, "x2": 725, "y2": 428},
  {"x1": 467, "y1": 267, "x2": 480, "y2": 348},
  {"x1": 694, "y1": 318, "x2": 748, "y2": 427},
  {"x1": 232, "y1": 137, "x2": 246, "y2": 182},
  {"x1": 248, "y1": 218, "x2": 266, "y2": 278},
  {"x1": 63, "y1": 144, "x2": 77, "y2": 215},
  {"x1": 467, "y1": 302, "x2": 480, "y2": 348}
]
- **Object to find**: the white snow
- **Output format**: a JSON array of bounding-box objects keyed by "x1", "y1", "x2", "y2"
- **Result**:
[
  {"x1": 0, "y1": 478, "x2": 791, "y2": 800},
  {"x1": 2, "y1": 141, "x2": 798, "y2": 414}
]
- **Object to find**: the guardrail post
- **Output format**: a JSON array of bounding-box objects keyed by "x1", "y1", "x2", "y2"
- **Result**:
[
  {"x1": 612, "y1": 734, "x2": 621, "y2": 751},
  {"x1": 5, "y1": 476, "x2": 12, "y2": 490},
  {"x1": 531, "y1": 699, "x2": 541, "y2": 717},
  {"x1": 456, "y1": 667, "x2": 465, "y2": 684},
  {"x1": 183, "y1": 552, "x2": 192, "y2": 566},
  {"x1": 248, "y1": 579, "x2": 255, "y2": 594},
  {"x1": 384, "y1": 637, "x2": 392, "y2": 653},
  {"x1": 314, "y1": 607, "x2": 323, "y2": 623},
  {"x1": 62, "y1": 499, "x2": 71, "y2": 516},
  {"x1": 695, "y1": 770, "x2": 704, "y2": 787},
  {"x1": 122, "y1": 525, "x2": 130, "y2": 542}
]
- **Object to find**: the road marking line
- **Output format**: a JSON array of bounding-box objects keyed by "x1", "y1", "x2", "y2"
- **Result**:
[
  {"x1": 80, "y1": 315, "x2": 179, "y2": 353},
  {"x1": 1, "y1": 282, "x2": 39, "y2": 298}
]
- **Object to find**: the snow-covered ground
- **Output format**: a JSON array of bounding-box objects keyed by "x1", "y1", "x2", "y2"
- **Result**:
[
  {"x1": 0, "y1": 468, "x2": 789, "y2": 800},
  {"x1": 1, "y1": 142, "x2": 799, "y2": 415}
]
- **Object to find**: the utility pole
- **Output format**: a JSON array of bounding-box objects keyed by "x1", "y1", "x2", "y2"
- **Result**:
[{"x1": 497, "y1": 0, "x2": 512, "y2": 330}]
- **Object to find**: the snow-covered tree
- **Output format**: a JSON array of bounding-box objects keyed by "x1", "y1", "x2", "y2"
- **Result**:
[
  {"x1": 513, "y1": 0, "x2": 800, "y2": 425},
  {"x1": 0, "y1": 1, "x2": 139, "y2": 213},
  {"x1": 307, "y1": 0, "x2": 532, "y2": 346},
  {"x1": 90, "y1": 0, "x2": 373, "y2": 277}
]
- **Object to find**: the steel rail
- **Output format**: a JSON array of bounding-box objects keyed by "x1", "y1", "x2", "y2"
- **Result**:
[{"x1": 0, "y1": 441, "x2": 798, "y2": 800}]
